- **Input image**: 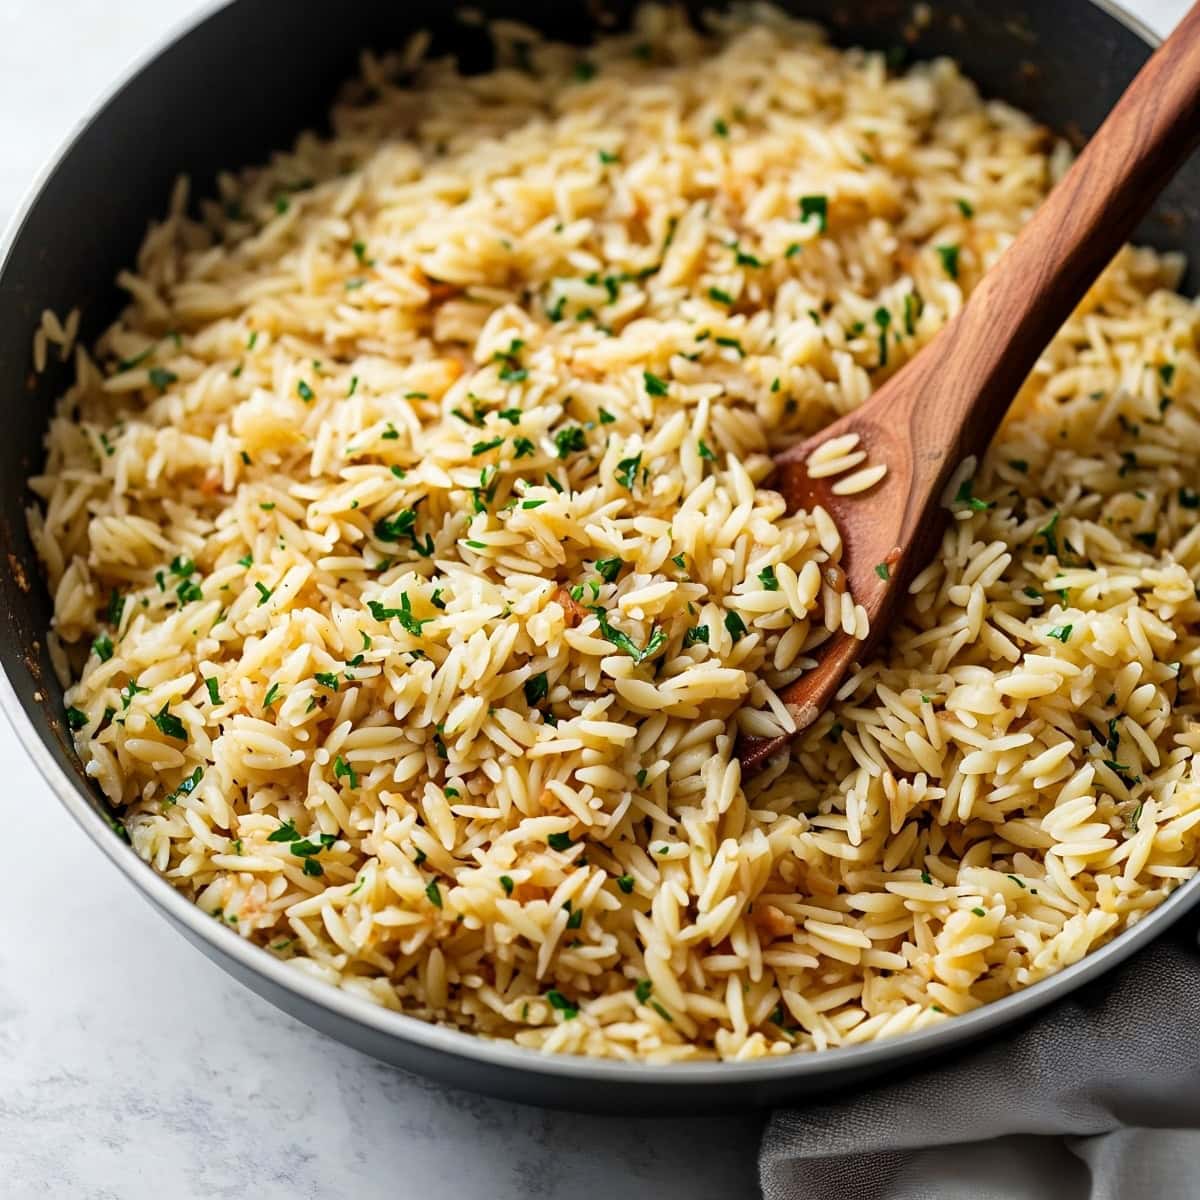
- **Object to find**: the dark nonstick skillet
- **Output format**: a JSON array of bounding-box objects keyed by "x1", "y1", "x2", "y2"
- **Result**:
[{"x1": 2, "y1": 0, "x2": 1197, "y2": 1113}]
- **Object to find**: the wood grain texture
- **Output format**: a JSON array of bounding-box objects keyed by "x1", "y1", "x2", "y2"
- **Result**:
[{"x1": 739, "y1": 0, "x2": 1200, "y2": 771}]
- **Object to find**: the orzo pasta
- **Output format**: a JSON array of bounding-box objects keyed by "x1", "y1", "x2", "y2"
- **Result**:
[{"x1": 27, "y1": 6, "x2": 1200, "y2": 1060}]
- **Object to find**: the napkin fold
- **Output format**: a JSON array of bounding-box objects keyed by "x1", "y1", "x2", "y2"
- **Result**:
[{"x1": 760, "y1": 921, "x2": 1200, "y2": 1200}]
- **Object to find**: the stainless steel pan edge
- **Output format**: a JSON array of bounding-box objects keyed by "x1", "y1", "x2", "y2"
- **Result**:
[{"x1": 2, "y1": 0, "x2": 1196, "y2": 1113}]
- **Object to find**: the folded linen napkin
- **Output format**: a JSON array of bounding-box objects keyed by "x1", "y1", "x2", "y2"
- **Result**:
[{"x1": 760, "y1": 921, "x2": 1200, "y2": 1200}]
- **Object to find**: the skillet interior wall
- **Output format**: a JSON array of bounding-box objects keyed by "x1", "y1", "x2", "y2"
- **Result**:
[{"x1": 1, "y1": 0, "x2": 1196, "y2": 831}]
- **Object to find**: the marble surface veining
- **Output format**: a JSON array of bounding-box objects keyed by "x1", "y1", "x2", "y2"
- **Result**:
[{"x1": 0, "y1": 1, "x2": 1185, "y2": 1196}]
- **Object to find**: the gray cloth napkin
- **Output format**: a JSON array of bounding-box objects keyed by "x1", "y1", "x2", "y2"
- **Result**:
[{"x1": 760, "y1": 924, "x2": 1200, "y2": 1200}]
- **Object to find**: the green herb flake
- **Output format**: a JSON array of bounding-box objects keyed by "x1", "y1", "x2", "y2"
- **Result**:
[
  {"x1": 707, "y1": 286, "x2": 734, "y2": 306},
  {"x1": 615, "y1": 453, "x2": 642, "y2": 490},
  {"x1": 936, "y1": 244, "x2": 960, "y2": 279},
  {"x1": 616, "y1": 874, "x2": 634, "y2": 894},
  {"x1": 524, "y1": 672, "x2": 549, "y2": 706},
  {"x1": 263, "y1": 683, "x2": 281, "y2": 708},
  {"x1": 554, "y1": 425, "x2": 587, "y2": 459},
  {"x1": 635, "y1": 979, "x2": 653, "y2": 1003},
  {"x1": 546, "y1": 990, "x2": 578, "y2": 1019},
  {"x1": 499, "y1": 874, "x2": 515, "y2": 895},
  {"x1": 971, "y1": 906, "x2": 987, "y2": 917},
  {"x1": 590, "y1": 607, "x2": 666, "y2": 663},
  {"x1": 163, "y1": 765, "x2": 203, "y2": 808},
  {"x1": 724, "y1": 611, "x2": 748, "y2": 642},
  {"x1": 425, "y1": 879, "x2": 443, "y2": 908},
  {"x1": 297, "y1": 380, "x2": 315, "y2": 403},
  {"x1": 698, "y1": 439, "x2": 715, "y2": 461},
  {"x1": 799, "y1": 194, "x2": 828, "y2": 232},
  {"x1": 684, "y1": 625, "x2": 710, "y2": 647},
  {"x1": 643, "y1": 370, "x2": 669, "y2": 397},
  {"x1": 148, "y1": 366, "x2": 177, "y2": 393},
  {"x1": 595, "y1": 557, "x2": 623, "y2": 583},
  {"x1": 204, "y1": 677, "x2": 221, "y2": 704},
  {"x1": 254, "y1": 581, "x2": 273, "y2": 606},
  {"x1": 92, "y1": 633, "x2": 114, "y2": 662},
  {"x1": 65, "y1": 706, "x2": 89, "y2": 732},
  {"x1": 1047, "y1": 624, "x2": 1073, "y2": 643},
  {"x1": 956, "y1": 198, "x2": 975, "y2": 218},
  {"x1": 152, "y1": 704, "x2": 187, "y2": 741},
  {"x1": 547, "y1": 832, "x2": 574, "y2": 852},
  {"x1": 713, "y1": 117, "x2": 729, "y2": 138},
  {"x1": 333, "y1": 754, "x2": 358, "y2": 789}
]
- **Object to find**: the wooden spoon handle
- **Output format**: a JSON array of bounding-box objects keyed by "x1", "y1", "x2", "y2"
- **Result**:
[{"x1": 885, "y1": 0, "x2": 1200, "y2": 523}]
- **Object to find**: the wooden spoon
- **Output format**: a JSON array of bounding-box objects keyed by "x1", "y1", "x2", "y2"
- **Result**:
[{"x1": 739, "y1": 2, "x2": 1200, "y2": 773}]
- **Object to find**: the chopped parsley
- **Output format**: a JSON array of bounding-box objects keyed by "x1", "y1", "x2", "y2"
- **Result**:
[
  {"x1": 162, "y1": 765, "x2": 203, "y2": 808},
  {"x1": 554, "y1": 425, "x2": 587, "y2": 458},
  {"x1": 616, "y1": 875, "x2": 635, "y2": 894},
  {"x1": 92, "y1": 633, "x2": 113, "y2": 662},
  {"x1": 758, "y1": 565, "x2": 779, "y2": 590},
  {"x1": 254, "y1": 581, "x2": 273, "y2": 606},
  {"x1": 547, "y1": 832, "x2": 573, "y2": 852},
  {"x1": 698, "y1": 439, "x2": 715, "y2": 461},
  {"x1": 590, "y1": 607, "x2": 666, "y2": 663},
  {"x1": 513, "y1": 437, "x2": 536, "y2": 459},
  {"x1": 707, "y1": 286, "x2": 734, "y2": 306},
  {"x1": 524, "y1": 672, "x2": 549, "y2": 706},
  {"x1": 635, "y1": 979, "x2": 653, "y2": 1003},
  {"x1": 367, "y1": 593, "x2": 428, "y2": 637},
  {"x1": 903, "y1": 290, "x2": 923, "y2": 336},
  {"x1": 472, "y1": 437, "x2": 504, "y2": 456},
  {"x1": 643, "y1": 370, "x2": 669, "y2": 397},
  {"x1": 684, "y1": 625, "x2": 710, "y2": 647},
  {"x1": 65, "y1": 706, "x2": 89, "y2": 732},
  {"x1": 546, "y1": 990, "x2": 578, "y2": 1019},
  {"x1": 263, "y1": 683, "x2": 281, "y2": 708},
  {"x1": 333, "y1": 755, "x2": 358, "y2": 788},
  {"x1": 500, "y1": 875, "x2": 515, "y2": 895},
  {"x1": 615, "y1": 453, "x2": 642, "y2": 490},
  {"x1": 373, "y1": 508, "x2": 433, "y2": 556},
  {"x1": 956, "y1": 198, "x2": 975, "y2": 217},
  {"x1": 1036, "y1": 511, "x2": 1061, "y2": 556},
  {"x1": 874, "y1": 307, "x2": 891, "y2": 367},
  {"x1": 147, "y1": 366, "x2": 177, "y2": 393},
  {"x1": 204, "y1": 678, "x2": 221, "y2": 704},
  {"x1": 314, "y1": 671, "x2": 340, "y2": 692},
  {"x1": 595, "y1": 557, "x2": 623, "y2": 583},
  {"x1": 936, "y1": 244, "x2": 960, "y2": 279},
  {"x1": 724, "y1": 611, "x2": 748, "y2": 642},
  {"x1": 297, "y1": 380, "x2": 314, "y2": 402},
  {"x1": 425, "y1": 879, "x2": 443, "y2": 908},
  {"x1": 713, "y1": 117, "x2": 730, "y2": 138},
  {"x1": 1047, "y1": 624, "x2": 1073, "y2": 643},
  {"x1": 152, "y1": 704, "x2": 187, "y2": 741},
  {"x1": 954, "y1": 477, "x2": 993, "y2": 512},
  {"x1": 799, "y1": 194, "x2": 828, "y2": 232},
  {"x1": 875, "y1": 562, "x2": 890, "y2": 580}
]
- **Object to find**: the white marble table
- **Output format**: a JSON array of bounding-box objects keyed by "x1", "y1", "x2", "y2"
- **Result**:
[{"x1": 0, "y1": 1, "x2": 1186, "y2": 1196}]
